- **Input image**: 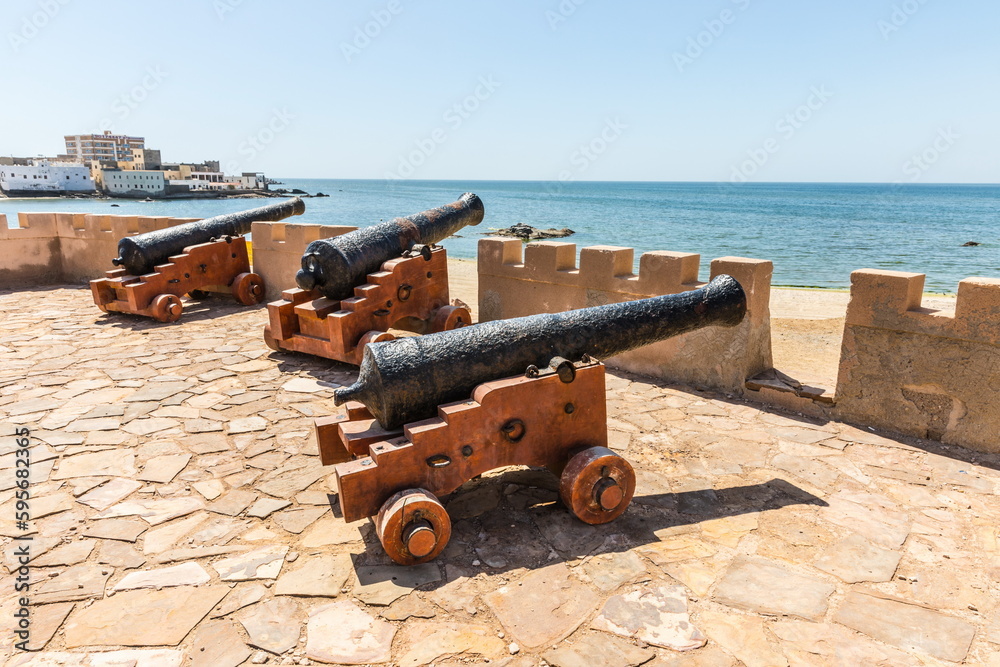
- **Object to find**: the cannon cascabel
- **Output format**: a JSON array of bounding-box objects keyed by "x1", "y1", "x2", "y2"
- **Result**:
[
  {"x1": 113, "y1": 197, "x2": 305, "y2": 276},
  {"x1": 295, "y1": 192, "x2": 484, "y2": 301},
  {"x1": 335, "y1": 274, "x2": 747, "y2": 430}
]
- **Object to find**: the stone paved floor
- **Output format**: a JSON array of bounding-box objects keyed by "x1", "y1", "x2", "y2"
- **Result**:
[{"x1": 1, "y1": 286, "x2": 999, "y2": 667}]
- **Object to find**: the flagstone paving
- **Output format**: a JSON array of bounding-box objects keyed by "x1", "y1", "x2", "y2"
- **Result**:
[{"x1": 1, "y1": 286, "x2": 999, "y2": 665}]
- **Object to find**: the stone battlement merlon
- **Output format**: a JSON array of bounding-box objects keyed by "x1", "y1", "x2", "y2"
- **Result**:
[
  {"x1": 479, "y1": 238, "x2": 773, "y2": 317},
  {"x1": 250, "y1": 221, "x2": 356, "y2": 254},
  {"x1": 846, "y1": 269, "x2": 1000, "y2": 346}
]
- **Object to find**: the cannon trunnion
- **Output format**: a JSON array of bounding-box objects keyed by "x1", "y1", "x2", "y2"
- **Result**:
[
  {"x1": 315, "y1": 276, "x2": 748, "y2": 564},
  {"x1": 91, "y1": 198, "x2": 304, "y2": 322}
]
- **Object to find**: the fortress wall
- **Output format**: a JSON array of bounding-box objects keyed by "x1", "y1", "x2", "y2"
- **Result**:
[
  {"x1": 835, "y1": 269, "x2": 1000, "y2": 453},
  {"x1": 478, "y1": 237, "x2": 774, "y2": 393},
  {"x1": 0, "y1": 213, "x2": 62, "y2": 287},
  {"x1": 251, "y1": 221, "x2": 357, "y2": 300}
]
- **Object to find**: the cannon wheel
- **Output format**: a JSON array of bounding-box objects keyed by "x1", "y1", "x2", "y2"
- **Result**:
[
  {"x1": 430, "y1": 305, "x2": 471, "y2": 333},
  {"x1": 232, "y1": 272, "x2": 265, "y2": 306},
  {"x1": 150, "y1": 294, "x2": 183, "y2": 323},
  {"x1": 376, "y1": 488, "x2": 451, "y2": 565},
  {"x1": 188, "y1": 289, "x2": 210, "y2": 299},
  {"x1": 560, "y1": 446, "x2": 636, "y2": 525},
  {"x1": 263, "y1": 325, "x2": 281, "y2": 352}
]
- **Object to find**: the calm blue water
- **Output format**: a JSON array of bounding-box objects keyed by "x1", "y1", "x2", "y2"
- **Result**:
[{"x1": 3, "y1": 180, "x2": 998, "y2": 293}]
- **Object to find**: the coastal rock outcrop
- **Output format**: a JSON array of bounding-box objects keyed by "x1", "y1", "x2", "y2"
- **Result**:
[{"x1": 485, "y1": 223, "x2": 575, "y2": 241}]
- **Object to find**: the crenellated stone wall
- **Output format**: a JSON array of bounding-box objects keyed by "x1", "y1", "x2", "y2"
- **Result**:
[
  {"x1": 835, "y1": 269, "x2": 1000, "y2": 453},
  {"x1": 478, "y1": 238, "x2": 774, "y2": 393},
  {"x1": 250, "y1": 221, "x2": 356, "y2": 300},
  {"x1": 0, "y1": 212, "x2": 354, "y2": 299}
]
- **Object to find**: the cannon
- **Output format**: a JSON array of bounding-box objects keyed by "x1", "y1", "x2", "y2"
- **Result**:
[
  {"x1": 264, "y1": 194, "x2": 484, "y2": 364},
  {"x1": 315, "y1": 275, "x2": 747, "y2": 564},
  {"x1": 91, "y1": 198, "x2": 304, "y2": 322}
]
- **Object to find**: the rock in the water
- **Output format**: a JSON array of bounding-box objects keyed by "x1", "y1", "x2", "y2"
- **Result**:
[
  {"x1": 591, "y1": 584, "x2": 705, "y2": 651},
  {"x1": 961, "y1": 241, "x2": 981, "y2": 246},
  {"x1": 306, "y1": 600, "x2": 396, "y2": 664},
  {"x1": 486, "y1": 223, "x2": 575, "y2": 241}
]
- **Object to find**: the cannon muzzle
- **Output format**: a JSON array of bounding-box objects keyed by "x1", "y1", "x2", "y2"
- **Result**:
[
  {"x1": 114, "y1": 197, "x2": 305, "y2": 276},
  {"x1": 335, "y1": 275, "x2": 747, "y2": 429},
  {"x1": 295, "y1": 193, "x2": 484, "y2": 300}
]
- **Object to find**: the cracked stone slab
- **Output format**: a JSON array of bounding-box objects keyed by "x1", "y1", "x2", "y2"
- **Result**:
[
  {"x1": 52, "y1": 450, "x2": 137, "y2": 479},
  {"x1": 712, "y1": 557, "x2": 835, "y2": 621},
  {"x1": 137, "y1": 453, "x2": 191, "y2": 483},
  {"x1": 82, "y1": 518, "x2": 148, "y2": 542},
  {"x1": 207, "y1": 489, "x2": 258, "y2": 516},
  {"x1": 591, "y1": 584, "x2": 705, "y2": 651},
  {"x1": 97, "y1": 496, "x2": 204, "y2": 525},
  {"x1": 213, "y1": 545, "x2": 288, "y2": 581},
  {"x1": 34, "y1": 564, "x2": 113, "y2": 604},
  {"x1": 76, "y1": 478, "x2": 143, "y2": 511},
  {"x1": 833, "y1": 591, "x2": 976, "y2": 662},
  {"x1": 190, "y1": 619, "x2": 252, "y2": 667},
  {"x1": 813, "y1": 533, "x2": 902, "y2": 583},
  {"x1": 238, "y1": 597, "x2": 301, "y2": 654},
  {"x1": 272, "y1": 506, "x2": 327, "y2": 534},
  {"x1": 396, "y1": 621, "x2": 506, "y2": 667},
  {"x1": 212, "y1": 583, "x2": 268, "y2": 618},
  {"x1": 112, "y1": 561, "x2": 211, "y2": 591},
  {"x1": 354, "y1": 563, "x2": 442, "y2": 606},
  {"x1": 542, "y1": 632, "x2": 656, "y2": 667},
  {"x1": 485, "y1": 562, "x2": 600, "y2": 649},
  {"x1": 581, "y1": 551, "x2": 647, "y2": 592},
  {"x1": 64, "y1": 585, "x2": 228, "y2": 647},
  {"x1": 306, "y1": 600, "x2": 396, "y2": 665},
  {"x1": 246, "y1": 497, "x2": 291, "y2": 518},
  {"x1": 275, "y1": 553, "x2": 353, "y2": 597}
]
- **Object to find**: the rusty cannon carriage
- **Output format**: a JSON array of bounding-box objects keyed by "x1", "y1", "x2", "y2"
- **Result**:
[
  {"x1": 316, "y1": 275, "x2": 748, "y2": 564},
  {"x1": 91, "y1": 197, "x2": 304, "y2": 322},
  {"x1": 263, "y1": 193, "x2": 484, "y2": 365}
]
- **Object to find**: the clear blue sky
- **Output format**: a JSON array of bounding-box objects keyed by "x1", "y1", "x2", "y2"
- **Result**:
[{"x1": 3, "y1": 0, "x2": 997, "y2": 183}]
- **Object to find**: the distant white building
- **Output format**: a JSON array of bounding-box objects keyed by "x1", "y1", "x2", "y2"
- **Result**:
[
  {"x1": 0, "y1": 161, "x2": 95, "y2": 195},
  {"x1": 104, "y1": 170, "x2": 166, "y2": 197}
]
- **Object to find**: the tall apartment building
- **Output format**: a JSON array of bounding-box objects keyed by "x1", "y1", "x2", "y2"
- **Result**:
[{"x1": 64, "y1": 131, "x2": 145, "y2": 163}]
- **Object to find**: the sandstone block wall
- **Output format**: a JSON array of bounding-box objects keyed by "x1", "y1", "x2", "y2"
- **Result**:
[
  {"x1": 478, "y1": 238, "x2": 773, "y2": 393},
  {"x1": 251, "y1": 221, "x2": 356, "y2": 300},
  {"x1": 835, "y1": 269, "x2": 1000, "y2": 454},
  {"x1": 0, "y1": 213, "x2": 61, "y2": 288},
  {"x1": 0, "y1": 212, "x2": 199, "y2": 288}
]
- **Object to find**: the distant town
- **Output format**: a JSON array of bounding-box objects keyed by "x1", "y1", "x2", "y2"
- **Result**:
[{"x1": 0, "y1": 131, "x2": 285, "y2": 199}]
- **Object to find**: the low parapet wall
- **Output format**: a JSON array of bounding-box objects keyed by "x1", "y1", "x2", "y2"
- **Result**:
[
  {"x1": 0, "y1": 212, "x2": 354, "y2": 298},
  {"x1": 251, "y1": 221, "x2": 356, "y2": 300},
  {"x1": 835, "y1": 269, "x2": 1000, "y2": 453},
  {"x1": 478, "y1": 238, "x2": 774, "y2": 393}
]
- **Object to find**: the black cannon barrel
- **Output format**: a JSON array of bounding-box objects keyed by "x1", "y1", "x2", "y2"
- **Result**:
[
  {"x1": 295, "y1": 192, "x2": 484, "y2": 300},
  {"x1": 113, "y1": 197, "x2": 305, "y2": 275},
  {"x1": 335, "y1": 275, "x2": 747, "y2": 430}
]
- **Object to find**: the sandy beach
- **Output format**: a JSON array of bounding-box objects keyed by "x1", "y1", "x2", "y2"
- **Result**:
[{"x1": 446, "y1": 257, "x2": 959, "y2": 390}]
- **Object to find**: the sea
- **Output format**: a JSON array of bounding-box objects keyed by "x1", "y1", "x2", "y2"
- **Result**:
[{"x1": 3, "y1": 180, "x2": 998, "y2": 293}]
